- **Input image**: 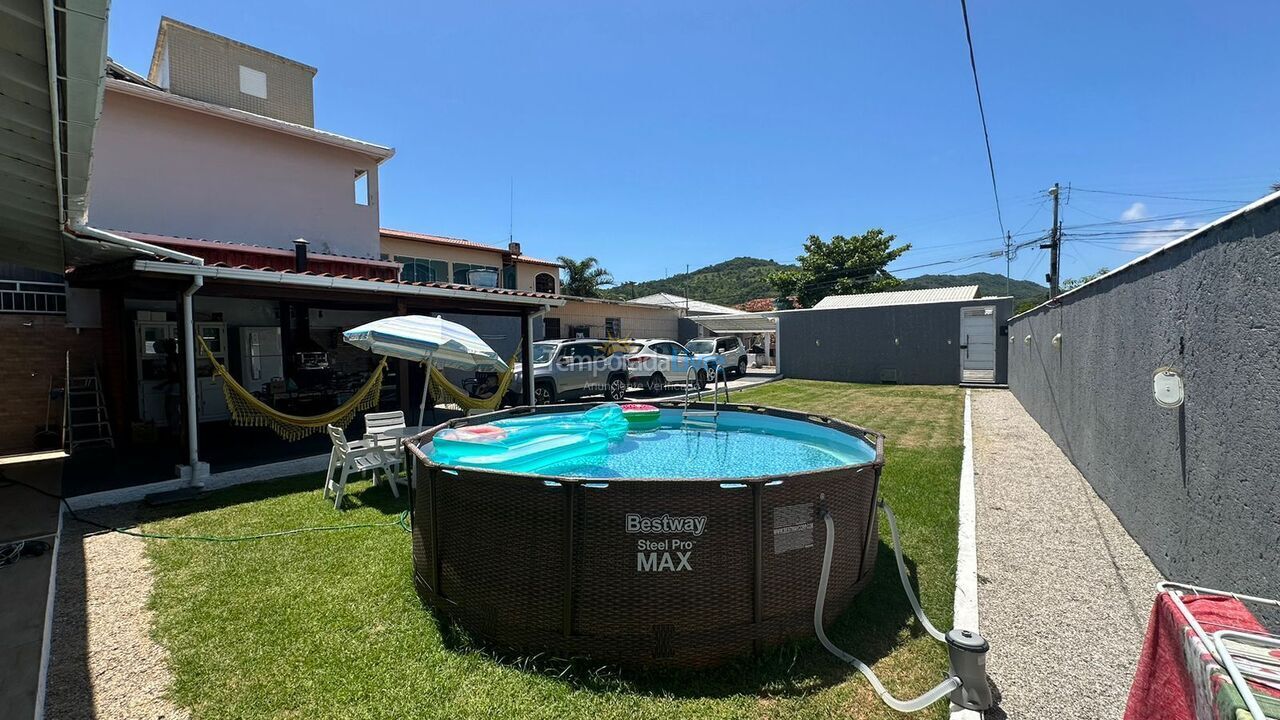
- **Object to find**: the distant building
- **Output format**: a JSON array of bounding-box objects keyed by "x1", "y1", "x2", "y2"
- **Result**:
[
  {"x1": 629, "y1": 292, "x2": 742, "y2": 317},
  {"x1": 379, "y1": 229, "x2": 560, "y2": 294},
  {"x1": 813, "y1": 285, "x2": 979, "y2": 309}
]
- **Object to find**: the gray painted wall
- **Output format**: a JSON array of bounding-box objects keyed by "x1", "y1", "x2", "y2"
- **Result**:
[
  {"x1": 778, "y1": 298, "x2": 1012, "y2": 385},
  {"x1": 1008, "y1": 199, "x2": 1280, "y2": 600}
]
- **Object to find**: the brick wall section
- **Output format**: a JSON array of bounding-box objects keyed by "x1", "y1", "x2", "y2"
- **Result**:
[
  {"x1": 0, "y1": 315, "x2": 103, "y2": 455},
  {"x1": 159, "y1": 22, "x2": 315, "y2": 126}
]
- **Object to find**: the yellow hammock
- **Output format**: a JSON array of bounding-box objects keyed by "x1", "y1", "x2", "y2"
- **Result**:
[
  {"x1": 425, "y1": 355, "x2": 518, "y2": 414},
  {"x1": 197, "y1": 337, "x2": 388, "y2": 442}
]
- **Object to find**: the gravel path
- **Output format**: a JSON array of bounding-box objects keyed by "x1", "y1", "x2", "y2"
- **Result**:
[
  {"x1": 972, "y1": 389, "x2": 1163, "y2": 720},
  {"x1": 45, "y1": 514, "x2": 189, "y2": 720}
]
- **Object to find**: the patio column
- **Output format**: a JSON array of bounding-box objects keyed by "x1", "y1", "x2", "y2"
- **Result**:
[
  {"x1": 763, "y1": 332, "x2": 771, "y2": 368},
  {"x1": 395, "y1": 300, "x2": 412, "y2": 417},
  {"x1": 521, "y1": 309, "x2": 536, "y2": 405},
  {"x1": 180, "y1": 274, "x2": 205, "y2": 486}
]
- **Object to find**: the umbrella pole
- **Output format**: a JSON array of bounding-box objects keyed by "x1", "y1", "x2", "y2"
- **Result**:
[{"x1": 418, "y1": 364, "x2": 430, "y2": 427}]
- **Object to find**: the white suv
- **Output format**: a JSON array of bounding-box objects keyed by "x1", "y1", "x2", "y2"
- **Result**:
[
  {"x1": 623, "y1": 339, "x2": 711, "y2": 395},
  {"x1": 686, "y1": 336, "x2": 748, "y2": 378}
]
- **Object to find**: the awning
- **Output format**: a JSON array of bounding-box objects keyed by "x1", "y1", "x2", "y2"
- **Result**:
[
  {"x1": 0, "y1": 0, "x2": 115, "y2": 272},
  {"x1": 692, "y1": 313, "x2": 778, "y2": 334}
]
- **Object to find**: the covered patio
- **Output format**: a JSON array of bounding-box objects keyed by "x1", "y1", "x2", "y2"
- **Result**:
[{"x1": 64, "y1": 247, "x2": 563, "y2": 494}]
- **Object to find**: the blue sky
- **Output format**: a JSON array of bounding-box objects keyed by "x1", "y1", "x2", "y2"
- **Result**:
[{"x1": 107, "y1": 1, "x2": 1280, "y2": 289}]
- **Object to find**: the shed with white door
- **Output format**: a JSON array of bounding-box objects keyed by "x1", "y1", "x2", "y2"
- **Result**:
[{"x1": 775, "y1": 290, "x2": 1014, "y2": 386}]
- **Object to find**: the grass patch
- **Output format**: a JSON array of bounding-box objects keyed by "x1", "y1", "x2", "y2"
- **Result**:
[{"x1": 144, "y1": 380, "x2": 962, "y2": 719}]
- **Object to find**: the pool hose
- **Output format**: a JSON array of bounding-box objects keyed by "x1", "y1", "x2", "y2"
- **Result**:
[{"x1": 814, "y1": 502, "x2": 992, "y2": 713}]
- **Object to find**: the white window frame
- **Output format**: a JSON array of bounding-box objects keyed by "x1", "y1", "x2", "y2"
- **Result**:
[{"x1": 238, "y1": 65, "x2": 267, "y2": 99}]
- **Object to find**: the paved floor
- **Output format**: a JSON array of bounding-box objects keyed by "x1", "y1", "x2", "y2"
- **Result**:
[
  {"x1": 641, "y1": 368, "x2": 779, "y2": 403},
  {"x1": 971, "y1": 390, "x2": 1163, "y2": 720},
  {"x1": 0, "y1": 452, "x2": 64, "y2": 720}
]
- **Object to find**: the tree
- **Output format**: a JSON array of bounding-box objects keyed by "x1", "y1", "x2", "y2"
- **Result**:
[
  {"x1": 558, "y1": 256, "x2": 614, "y2": 298},
  {"x1": 767, "y1": 229, "x2": 911, "y2": 308},
  {"x1": 1060, "y1": 267, "x2": 1109, "y2": 292}
]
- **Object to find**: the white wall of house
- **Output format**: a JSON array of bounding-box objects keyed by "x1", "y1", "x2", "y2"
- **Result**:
[{"x1": 89, "y1": 88, "x2": 383, "y2": 257}]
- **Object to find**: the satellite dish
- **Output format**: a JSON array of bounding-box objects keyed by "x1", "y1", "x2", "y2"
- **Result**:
[{"x1": 1153, "y1": 367, "x2": 1184, "y2": 409}]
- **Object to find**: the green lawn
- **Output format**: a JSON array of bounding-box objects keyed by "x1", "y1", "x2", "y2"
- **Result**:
[{"x1": 143, "y1": 380, "x2": 963, "y2": 719}]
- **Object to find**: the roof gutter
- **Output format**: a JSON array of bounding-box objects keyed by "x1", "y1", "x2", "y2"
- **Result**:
[
  {"x1": 106, "y1": 78, "x2": 396, "y2": 162},
  {"x1": 131, "y1": 260, "x2": 567, "y2": 308},
  {"x1": 71, "y1": 224, "x2": 205, "y2": 265}
]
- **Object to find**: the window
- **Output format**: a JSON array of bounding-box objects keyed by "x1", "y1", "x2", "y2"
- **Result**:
[
  {"x1": 604, "y1": 317, "x2": 622, "y2": 338},
  {"x1": 354, "y1": 170, "x2": 370, "y2": 206},
  {"x1": 393, "y1": 256, "x2": 448, "y2": 283},
  {"x1": 562, "y1": 343, "x2": 604, "y2": 360},
  {"x1": 0, "y1": 280, "x2": 66, "y2": 314},
  {"x1": 543, "y1": 317, "x2": 561, "y2": 339},
  {"x1": 530, "y1": 343, "x2": 557, "y2": 364},
  {"x1": 535, "y1": 272, "x2": 556, "y2": 293},
  {"x1": 453, "y1": 263, "x2": 499, "y2": 287},
  {"x1": 238, "y1": 65, "x2": 267, "y2": 98}
]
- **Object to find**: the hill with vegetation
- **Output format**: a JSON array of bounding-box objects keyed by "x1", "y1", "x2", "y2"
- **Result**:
[
  {"x1": 606, "y1": 257, "x2": 794, "y2": 306},
  {"x1": 899, "y1": 272, "x2": 1047, "y2": 307},
  {"x1": 607, "y1": 259, "x2": 1048, "y2": 310}
]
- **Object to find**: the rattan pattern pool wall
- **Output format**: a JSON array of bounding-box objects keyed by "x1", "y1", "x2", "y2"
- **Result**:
[{"x1": 406, "y1": 402, "x2": 886, "y2": 669}]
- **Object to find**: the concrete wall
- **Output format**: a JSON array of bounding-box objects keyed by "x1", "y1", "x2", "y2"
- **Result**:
[
  {"x1": 156, "y1": 20, "x2": 316, "y2": 126},
  {"x1": 1008, "y1": 200, "x2": 1280, "y2": 600},
  {"x1": 542, "y1": 298, "x2": 678, "y2": 340},
  {"x1": 514, "y1": 262, "x2": 559, "y2": 294},
  {"x1": 778, "y1": 298, "x2": 1012, "y2": 385},
  {"x1": 89, "y1": 89, "x2": 381, "y2": 257}
]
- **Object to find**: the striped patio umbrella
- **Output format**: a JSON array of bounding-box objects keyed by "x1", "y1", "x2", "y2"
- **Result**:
[{"x1": 342, "y1": 315, "x2": 508, "y2": 372}]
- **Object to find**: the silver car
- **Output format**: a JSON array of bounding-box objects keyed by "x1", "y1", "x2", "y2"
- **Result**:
[
  {"x1": 686, "y1": 335, "x2": 749, "y2": 378},
  {"x1": 511, "y1": 339, "x2": 630, "y2": 405}
]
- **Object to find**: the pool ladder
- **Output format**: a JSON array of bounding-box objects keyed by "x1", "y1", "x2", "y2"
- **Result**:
[{"x1": 681, "y1": 363, "x2": 729, "y2": 429}]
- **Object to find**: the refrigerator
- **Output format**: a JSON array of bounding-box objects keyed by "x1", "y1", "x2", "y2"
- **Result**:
[{"x1": 238, "y1": 326, "x2": 284, "y2": 394}]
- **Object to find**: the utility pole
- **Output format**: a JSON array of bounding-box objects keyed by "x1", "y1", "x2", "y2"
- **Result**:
[
  {"x1": 1040, "y1": 182, "x2": 1061, "y2": 298},
  {"x1": 1004, "y1": 231, "x2": 1012, "y2": 296}
]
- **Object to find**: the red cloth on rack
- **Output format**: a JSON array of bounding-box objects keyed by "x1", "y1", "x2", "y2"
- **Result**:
[{"x1": 1124, "y1": 593, "x2": 1268, "y2": 720}]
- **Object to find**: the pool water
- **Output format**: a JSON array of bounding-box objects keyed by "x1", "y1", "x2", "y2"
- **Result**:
[{"x1": 426, "y1": 405, "x2": 875, "y2": 479}]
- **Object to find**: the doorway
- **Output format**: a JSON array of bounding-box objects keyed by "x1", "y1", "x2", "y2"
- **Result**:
[{"x1": 959, "y1": 306, "x2": 996, "y2": 383}]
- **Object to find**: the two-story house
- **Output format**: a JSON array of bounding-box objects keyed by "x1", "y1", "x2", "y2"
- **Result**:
[{"x1": 3, "y1": 18, "x2": 561, "y2": 484}]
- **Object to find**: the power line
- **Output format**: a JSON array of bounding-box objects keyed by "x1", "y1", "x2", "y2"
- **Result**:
[
  {"x1": 958, "y1": 0, "x2": 1006, "y2": 238},
  {"x1": 1071, "y1": 187, "x2": 1250, "y2": 204}
]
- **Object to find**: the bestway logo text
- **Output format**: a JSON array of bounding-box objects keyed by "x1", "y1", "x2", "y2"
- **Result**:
[{"x1": 625, "y1": 513, "x2": 707, "y2": 537}]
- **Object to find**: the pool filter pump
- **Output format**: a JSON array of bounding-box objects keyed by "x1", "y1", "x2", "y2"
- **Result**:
[{"x1": 815, "y1": 500, "x2": 993, "y2": 714}]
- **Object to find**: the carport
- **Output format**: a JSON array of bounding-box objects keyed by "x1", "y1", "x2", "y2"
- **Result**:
[{"x1": 689, "y1": 312, "x2": 779, "y2": 371}]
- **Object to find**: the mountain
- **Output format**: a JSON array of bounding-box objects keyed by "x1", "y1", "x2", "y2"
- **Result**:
[
  {"x1": 899, "y1": 272, "x2": 1047, "y2": 304},
  {"x1": 607, "y1": 257, "x2": 796, "y2": 307},
  {"x1": 607, "y1": 260, "x2": 1048, "y2": 310}
]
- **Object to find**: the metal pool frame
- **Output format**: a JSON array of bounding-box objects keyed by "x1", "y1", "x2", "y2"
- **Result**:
[{"x1": 406, "y1": 401, "x2": 885, "y2": 669}]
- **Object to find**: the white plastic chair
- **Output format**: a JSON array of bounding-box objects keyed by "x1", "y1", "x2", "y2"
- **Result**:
[
  {"x1": 323, "y1": 424, "x2": 394, "y2": 510},
  {"x1": 363, "y1": 410, "x2": 408, "y2": 493}
]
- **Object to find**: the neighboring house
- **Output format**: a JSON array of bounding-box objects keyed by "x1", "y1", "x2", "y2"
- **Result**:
[
  {"x1": 813, "y1": 285, "x2": 979, "y2": 309},
  {"x1": 379, "y1": 229, "x2": 560, "y2": 294},
  {"x1": 542, "y1": 296, "x2": 680, "y2": 341},
  {"x1": 629, "y1": 292, "x2": 743, "y2": 317}
]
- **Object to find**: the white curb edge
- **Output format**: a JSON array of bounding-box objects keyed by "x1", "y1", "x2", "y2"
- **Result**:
[{"x1": 950, "y1": 388, "x2": 981, "y2": 720}]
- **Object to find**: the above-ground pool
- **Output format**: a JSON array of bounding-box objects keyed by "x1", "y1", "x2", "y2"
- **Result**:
[{"x1": 408, "y1": 401, "x2": 885, "y2": 668}]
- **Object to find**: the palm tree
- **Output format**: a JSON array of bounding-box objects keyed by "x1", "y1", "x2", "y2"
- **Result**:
[{"x1": 557, "y1": 256, "x2": 614, "y2": 298}]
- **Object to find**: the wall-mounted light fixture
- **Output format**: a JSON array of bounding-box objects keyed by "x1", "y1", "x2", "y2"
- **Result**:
[
  {"x1": 1051, "y1": 333, "x2": 1062, "y2": 348},
  {"x1": 1153, "y1": 367, "x2": 1184, "y2": 408},
  {"x1": 1024, "y1": 334, "x2": 1032, "y2": 345}
]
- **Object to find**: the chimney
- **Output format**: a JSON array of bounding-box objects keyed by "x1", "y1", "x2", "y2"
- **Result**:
[
  {"x1": 293, "y1": 238, "x2": 309, "y2": 272},
  {"x1": 508, "y1": 241, "x2": 522, "y2": 256}
]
